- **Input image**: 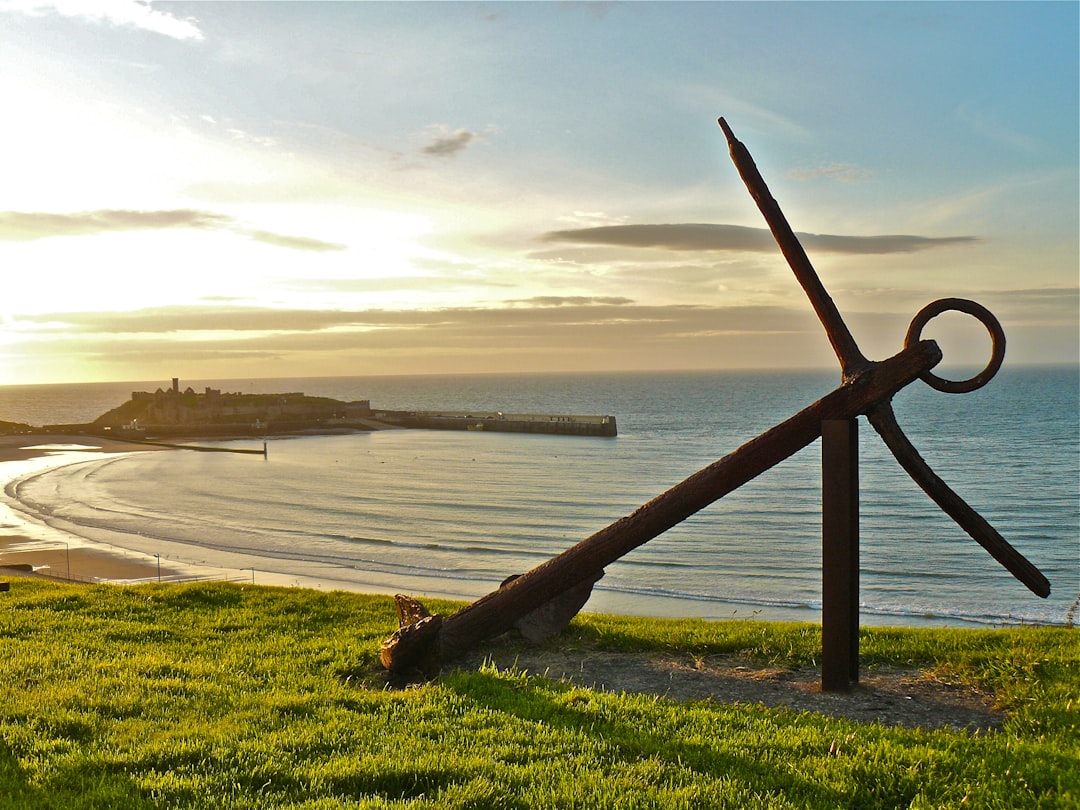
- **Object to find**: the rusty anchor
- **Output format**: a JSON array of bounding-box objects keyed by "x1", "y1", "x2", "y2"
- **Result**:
[{"x1": 379, "y1": 118, "x2": 1050, "y2": 687}]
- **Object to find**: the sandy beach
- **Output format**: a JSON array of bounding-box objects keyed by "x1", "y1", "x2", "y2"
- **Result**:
[
  {"x1": 0, "y1": 433, "x2": 453, "y2": 597},
  {"x1": 0, "y1": 434, "x2": 293, "y2": 587},
  {"x1": 0, "y1": 434, "x2": 184, "y2": 584}
]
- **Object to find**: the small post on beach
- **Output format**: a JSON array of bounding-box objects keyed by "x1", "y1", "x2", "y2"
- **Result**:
[{"x1": 821, "y1": 418, "x2": 859, "y2": 692}]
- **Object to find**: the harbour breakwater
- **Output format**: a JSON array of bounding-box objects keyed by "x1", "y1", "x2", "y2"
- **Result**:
[{"x1": 371, "y1": 410, "x2": 617, "y2": 438}]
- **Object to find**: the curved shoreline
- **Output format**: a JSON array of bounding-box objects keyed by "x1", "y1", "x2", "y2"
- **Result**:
[
  {"x1": 0, "y1": 434, "x2": 1066, "y2": 629},
  {"x1": 0, "y1": 435, "x2": 201, "y2": 583},
  {"x1": 0, "y1": 436, "x2": 829, "y2": 620},
  {"x1": 0, "y1": 434, "x2": 522, "y2": 599}
]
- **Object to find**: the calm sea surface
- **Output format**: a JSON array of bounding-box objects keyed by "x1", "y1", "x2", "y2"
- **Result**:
[{"x1": 1, "y1": 368, "x2": 1077, "y2": 627}]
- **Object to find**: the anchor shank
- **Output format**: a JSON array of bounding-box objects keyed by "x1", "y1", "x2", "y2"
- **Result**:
[
  {"x1": 718, "y1": 117, "x2": 869, "y2": 379},
  {"x1": 432, "y1": 340, "x2": 940, "y2": 664}
]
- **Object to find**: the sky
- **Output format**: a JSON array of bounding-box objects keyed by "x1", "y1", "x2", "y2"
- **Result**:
[{"x1": 1, "y1": 0, "x2": 1076, "y2": 385}]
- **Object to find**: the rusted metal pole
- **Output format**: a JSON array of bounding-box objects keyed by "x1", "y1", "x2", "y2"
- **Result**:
[
  {"x1": 718, "y1": 118, "x2": 870, "y2": 380},
  {"x1": 382, "y1": 340, "x2": 941, "y2": 673},
  {"x1": 821, "y1": 419, "x2": 859, "y2": 692}
]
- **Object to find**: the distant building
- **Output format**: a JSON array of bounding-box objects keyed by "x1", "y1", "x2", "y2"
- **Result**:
[{"x1": 98, "y1": 378, "x2": 372, "y2": 433}]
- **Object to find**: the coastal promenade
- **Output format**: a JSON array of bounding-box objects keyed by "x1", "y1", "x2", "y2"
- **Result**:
[{"x1": 369, "y1": 409, "x2": 617, "y2": 437}]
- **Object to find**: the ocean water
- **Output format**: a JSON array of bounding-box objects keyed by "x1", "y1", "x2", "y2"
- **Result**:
[{"x1": 2, "y1": 367, "x2": 1077, "y2": 627}]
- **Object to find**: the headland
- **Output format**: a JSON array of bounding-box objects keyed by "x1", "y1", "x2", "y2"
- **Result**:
[{"x1": 14, "y1": 377, "x2": 617, "y2": 440}]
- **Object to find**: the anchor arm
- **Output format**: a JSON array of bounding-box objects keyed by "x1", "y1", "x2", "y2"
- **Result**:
[
  {"x1": 868, "y1": 402, "x2": 1050, "y2": 598},
  {"x1": 873, "y1": 298, "x2": 1048, "y2": 597}
]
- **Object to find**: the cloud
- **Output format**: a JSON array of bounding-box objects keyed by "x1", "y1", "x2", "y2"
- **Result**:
[
  {"x1": 562, "y1": 1, "x2": 618, "y2": 19},
  {"x1": 786, "y1": 163, "x2": 874, "y2": 183},
  {"x1": 16, "y1": 301, "x2": 843, "y2": 377},
  {"x1": 53, "y1": 306, "x2": 368, "y2": 334},
  {"x1": 541, "y1": 223, "x2": 977, "y2": 255},
  {"x1": 28, "y1": 294, "x2": 1076, "y2": 374},
  {"x1": 25, "y1": 302, "x2": 813, "y2": 338},
  {"x1": 508, "y1": 296, "x2": 635, "y2": 307},
  {"x1": 955, "y1": 102, "x2": 1042, "y2": 156},
  {"x1": 977, "y1": 286, "x2": 1080, "y2": 325},
  {"x1": 554, "y1": 210, "x2": 630, "y2": 228},
  {"x1": 0, "y1": 209, "x2": 229, "y2": 240},
  {"x1": 285, "y1": 274, "x2": 515, "y2": 295},
  {"x1": 0, "y1": 208, "x2": 345, "y2": 252},
  {"x1": 3, "y1": 0, "x2": 203, "y2": 40},
  {"x1": 421, "y1": 128, "x2": 484, "y2": 158},
  {"x1": 246, "y1": 230, "x2": 346, "y2": 252},
  {"x1": 19, "y1": 283, "x2": 1074, "y2": 375}
]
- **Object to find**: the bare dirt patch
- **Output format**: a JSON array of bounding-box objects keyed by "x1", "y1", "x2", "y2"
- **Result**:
[{"x1": 451, "y1": 647, "x2": 1003, "y2": 733}]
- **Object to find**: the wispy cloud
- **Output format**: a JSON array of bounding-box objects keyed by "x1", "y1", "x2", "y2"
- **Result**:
[
  {"x1": 246, "y1": 231, "x2": 345, "y2": 253},
  {"x1": 955, "y1": 101, "x2": 1042, "y2": 156},
  {"x1": 0, "y1": 209, "x2": 228, "y2": 240},
  {"x1": 563, "y1": 1, "x2": 618, "y2": 20},
  {"x1": 2, "y1": 0, "x2": 203, "y2": 40},
  {"x1": 977, "y1": 286, "x2": 1080, "y2": 325},
  {"x1": 541, "y1": 223, "x2": 977, "y2": 255},
  {"x1": 25, "y1": 291, "x2": 1075, "y2": 374},
  {"x1": 786, "y1": 163, "x2": 874, "y2": 183},
  {"x1": 421, "y1": 127, "x2": 485, "y2": 158},
  {"x1": 25, "y1": 302, "x2": 814, "y2": 339},
  {"x1": 0, "y1": 209, "x2": 345, "y2": 252},
  {"x1": 14, "y1": 301, "x2": 834, "y2": 374},
  {"x1": 509, "y1": 296, "x2": 635, "y2": 307}
]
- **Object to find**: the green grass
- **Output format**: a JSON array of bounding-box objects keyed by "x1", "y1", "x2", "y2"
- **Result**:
[{"x1": 1, "y1": 579, "x2": 1076, "y2": 809}]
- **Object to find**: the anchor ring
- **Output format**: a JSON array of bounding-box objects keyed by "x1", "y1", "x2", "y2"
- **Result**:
[{"x1": 905, "y1": 298, "x2": 1005, "y2": 393}]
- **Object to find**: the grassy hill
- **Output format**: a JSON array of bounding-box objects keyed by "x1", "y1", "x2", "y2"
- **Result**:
[{"x1": 1, "y1": 578, "x2": 1076, "y2": 808}]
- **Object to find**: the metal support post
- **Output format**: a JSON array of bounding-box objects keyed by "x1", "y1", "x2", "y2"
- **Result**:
[{"x1": 822, "y1": 418, "x2": 859, "y2": 692}]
